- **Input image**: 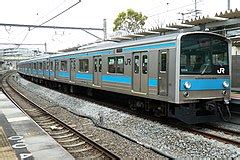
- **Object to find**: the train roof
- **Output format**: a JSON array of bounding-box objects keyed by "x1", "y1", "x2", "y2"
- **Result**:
[
  {"x1": 48, "y1": 32, "x2": 179, "y2": 59},
  {"x1": 18, "y1": 31, "x2": 228, "y2": 64}
]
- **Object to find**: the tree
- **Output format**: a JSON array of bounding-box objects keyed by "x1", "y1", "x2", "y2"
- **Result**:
[{"x1": 113, "y1": 8, "x2": 148, "y2": 33}]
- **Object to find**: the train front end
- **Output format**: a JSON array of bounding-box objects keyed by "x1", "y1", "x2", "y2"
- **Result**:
[{"x1": 174, "y1": 32, "x2": 231, "y2": 124}]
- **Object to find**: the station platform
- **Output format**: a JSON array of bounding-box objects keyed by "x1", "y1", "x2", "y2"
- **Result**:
[{"x1": 0, "y1": 91, "x2": 74, "y2": 160}]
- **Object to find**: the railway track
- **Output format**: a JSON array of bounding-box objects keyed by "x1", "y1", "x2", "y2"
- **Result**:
[
  {"x1": 186, "y1": 124, "x2": 240, "y2": 148},
  {"x1": 2, "y1": 72, "x2": 120, "y2": 159}
]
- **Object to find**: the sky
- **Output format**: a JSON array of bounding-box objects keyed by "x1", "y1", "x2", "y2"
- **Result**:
[{"x1": 0, "y1": 0, "x2": 240, "y2": 52}]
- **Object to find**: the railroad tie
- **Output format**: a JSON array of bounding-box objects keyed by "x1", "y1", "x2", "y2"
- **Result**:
[
  {"x1": 87, "y1": 153, "x2": 103, "y2": 159},
  {"x1": 68, "y1": 146, "x2": 93, "y2": 153},
  {"x1": 58, "y1": 137, "x2": 79, "y2": 143},
  {"x1": 49, "y1": 130, "x2": 70, "y2": 136},
  {"x1": 52, "y1": 133, "x2": 74, "y2": 139},
  {"x1": 62, "y1": 141, "x2": 85, "y2": 148}
]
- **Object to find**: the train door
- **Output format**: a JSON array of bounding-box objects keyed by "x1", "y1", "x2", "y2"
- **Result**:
[
  {"x1": 158, "y1": 50, "x2": 168, "y2": 96},
  {"x1": 132, "y1": 52, "x2": 148, "y2": 93},
  {"x1": 69, "y1": 58, "x2": 76, "y2": 82},
  {"x1": 93, "y1": 56, "x2": 102, "y2": 86}
]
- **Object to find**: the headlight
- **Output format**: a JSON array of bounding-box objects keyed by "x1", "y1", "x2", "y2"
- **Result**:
[
  {"x1": 222, "y1": 81, "x2": 229, "y2": 88},
  {"x1": 184, "y1": 81, "x2": 191, "y2": 89}
]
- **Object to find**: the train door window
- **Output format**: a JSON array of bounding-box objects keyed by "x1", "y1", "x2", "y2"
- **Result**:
[
  {"x1": 71, "y1": 60, "x2": 76, "y2": 70},
  {"x1": 160, "y1": 52, "x2": 167, "y2": 72},
  {"x1": 43, "y1": 62, "x2": 46, "y2": 70},
  {"x1": 55, "y1": 61, "x2": 59, "y2": 71},
  {"x1": 50, "y1": 61, "x2": 53, "y2": 70},
  {"x1": 47, "y1": 61, "x2": 49, "y2": 70},
  {"x1": 39, "y1": 62, "x2": 43, "y2": 70},
  {"x1": 79, "y1": 59, "x2": 89, "y2": 72},
  {"x1": 134, "y1": 55, "x2": 140, "y2": 73},
  {"x1": 116, "y1": 56, "x2": 124, "y2": 73},
  {"x1": 61, "y1": 61, "x2": 67, "y2": 71},
  {"x1": 94, "y1": 59, "x2": 98, "y2": 72},
  {"x1": 108, "y1": 57, "x2": 115, "y2": 73},
  {"x1": 99, "y1": 58, "x2": 102, "y2": 72},
  {"x1": 142, "y1": 55, "x2": 148, "y2": 74}
]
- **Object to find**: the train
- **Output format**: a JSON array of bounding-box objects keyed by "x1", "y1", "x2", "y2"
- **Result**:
[{"x1": 17, "y1": 31, "x2": 232, "y2": 124}]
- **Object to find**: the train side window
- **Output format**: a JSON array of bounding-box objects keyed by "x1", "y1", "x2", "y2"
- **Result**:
[
  {"x1": 161, "y1": 52, "x2": 167, "y2": 72},
  {"x1": 99, "y1": 58, "x2": 102, "y2": 72},
  {"x1": 117, "y1": 57, "x2": 124, "y2": 73},
  {"x1": 61, "y1": 61, "x2": 67, "y2": 71},
  {"x1": 142, "y1": 55, "x2": 148, "y2": 74},
  {"x1": 79, "y1": 59, "x2": 89, "y2": 72},
  {"x1": 134, "y1": 56, "x2": 139, "y2": 73},
  {"x1": 108, "y1": 57, "x2": 115, "y2": 73}
]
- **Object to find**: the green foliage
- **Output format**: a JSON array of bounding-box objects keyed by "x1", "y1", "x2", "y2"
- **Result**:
[{"x1": 113, "y1": 8, "x2": 148, "y2": 33}]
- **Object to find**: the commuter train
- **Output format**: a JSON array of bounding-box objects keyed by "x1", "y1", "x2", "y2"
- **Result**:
[{"x1": 17, "y1": 32, "x2": 232, "y2": 124}]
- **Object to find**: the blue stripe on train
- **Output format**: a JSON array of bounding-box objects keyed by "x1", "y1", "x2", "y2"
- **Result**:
[
  {"x1": 102, "y1": 75, "x2": 131, "y2": 84},
  {"x1": 180, "y1": 79, "x2": 230, "y2": 91},
  {"x1": 75, "y1": 73, "x2": 92, "y2": 80},
  {"x1": 58, "y1": 71, "x2": 69, "y2": 78},
  {"x1": 149, "y1": 78, "x2": 157, "y2": 87}
]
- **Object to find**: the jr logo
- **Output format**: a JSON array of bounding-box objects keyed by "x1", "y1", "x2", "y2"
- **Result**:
[{"x1": 217, "y1": 67, "x2": 225, "y2": 74}]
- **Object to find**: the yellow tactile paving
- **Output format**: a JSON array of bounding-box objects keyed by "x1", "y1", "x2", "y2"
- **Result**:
[{"x1": 0, "y1": 127, "x2": 17, "y2": 160}]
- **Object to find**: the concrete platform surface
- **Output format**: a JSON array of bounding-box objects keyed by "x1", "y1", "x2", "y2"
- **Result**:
[{"x1": 0, "y1": 91, "x2": 74, "y2": 160}]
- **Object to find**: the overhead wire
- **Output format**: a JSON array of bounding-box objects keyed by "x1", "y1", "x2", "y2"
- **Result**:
[
  {"x1": 148, "y1": 1, "x2": 201, "y2": 18},
  {"x1": 17, "y1": 0, "x2": 81, "y2": 49}
]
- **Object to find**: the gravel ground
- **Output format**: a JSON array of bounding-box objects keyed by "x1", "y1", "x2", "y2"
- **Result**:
[{"x1": 12, "y1": 74, "x2": 240, "y2": 159}]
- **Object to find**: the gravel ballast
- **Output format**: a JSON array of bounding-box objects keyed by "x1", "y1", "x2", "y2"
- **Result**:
[{"x1": 12, "y1": 74, "x2": 240, "y2": 158}]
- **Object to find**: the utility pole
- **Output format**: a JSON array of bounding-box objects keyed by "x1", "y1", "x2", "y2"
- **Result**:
[
  {"x1": 44, "y1": 43, "x2": 47, "y2": 53},
  {"x1": 228, "y1": 0, "x2": 230, "y2": 10},
  {"x1": 103, "y1": 19, "x2": 107, "y2": 40},
  {"x1": 195, "y1": 0, "x2": 197, "y2": 18}
]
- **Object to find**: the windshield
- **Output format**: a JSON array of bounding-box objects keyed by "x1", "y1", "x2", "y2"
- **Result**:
[{"x1": 180, "y1": 34, "x2": 229, "y2": 75}]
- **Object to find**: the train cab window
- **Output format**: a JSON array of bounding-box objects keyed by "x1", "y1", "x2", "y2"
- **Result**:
[
  {"x1": 142, "y1": 55, "x2": 148, "y2": 74},
  {"x1": 79, "y1": 59, "x2": 89, "y2": 72},
  {"x1": 180, "y1": 34, "x2": 229, "y2": 75},
  {"x1": 117, "y1": 57, "x2": 124, "y2": 73},
  {"x1": 108, "y1": 57, "x2": 115, "y2": 73},
  {"x1": 160, "y1": 52, "x2": 167, "y2": 72},
  {"x1": 134, "y1": 56, "x2": 140, "y2": 73},
  {"x1": 61, "y1": 61, "x2": 67, "y2": 71},
  {"x1": 99, "y1": 58, "x2": 102, "y2": 72}
]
